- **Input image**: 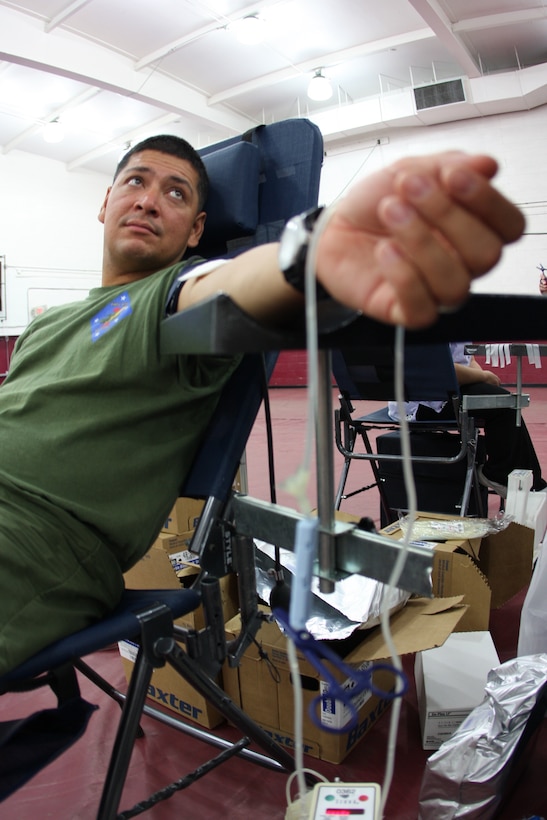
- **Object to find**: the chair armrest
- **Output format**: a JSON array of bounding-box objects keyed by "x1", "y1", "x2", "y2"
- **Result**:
[{"x1": 461, "y1": 393, "x2": 530, "y2": 411}]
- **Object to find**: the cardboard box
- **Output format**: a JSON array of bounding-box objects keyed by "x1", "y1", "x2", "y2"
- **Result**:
[
  {"x1": 223, "y1": 597, "x2": 467, "y2": 764},
  {"x1": 123, "y1": 532, "x2": 239, "y2": 631},
  {"x1": 161, "y1": 469, "x2": 242, "y2": 535},
  {"x1": 414, "y1": 631, "x2": 500, "y2": 749},
  {"x1": 118, "y1": 639, "x2": 224, "y2": 729},
  {"x1": 120, "y1": 531, "x2": 239, "y2": 726},
  {"x1": 381, "y1": 513, "x2": 534, "y2": 631},
  {"x1": 478, "y1": 522, "x2": 535, "y2": 609},
  {"x1": 154, "y1": 529, "x2": 196, "y2": 555},
  {"x1": 506, "y1": 470, "x2": 547, "y2": 560},
  {"x1": 162, "y1": 497, "x2": 205, "y2": 535}
]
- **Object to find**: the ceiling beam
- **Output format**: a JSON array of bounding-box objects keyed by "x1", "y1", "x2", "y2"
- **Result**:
[
  {"x1": 2, "y1": 86, "x2": 100, "y2": 154},
  {"x1": 135, "y1": 0, "x2": 275, "y2": 71},
  {"x1": 208, "y1": 28, "x2": 433, "y2": 105},
  {"x1": 45, "y1": 0, "x2": 95, "y2": 33},
  {"x1": 0, "y1": 5, "x2": 253, "y2": 135},
  {"x1": 453, "y1": 7, "x2": 547, "y2": 33},
  {"x1": 409, "y1": 0, "x2": 481, "y2": 78},
  {"x1": 66, "y1": 112, "x2": 182, "y2": 171}
]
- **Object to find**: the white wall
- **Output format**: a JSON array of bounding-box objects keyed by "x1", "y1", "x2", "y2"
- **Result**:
[
  {"x1": 319, "y1": 104, "x2": 547, "y2": 296},
  {"x1": 1, "y1": 104, "x2": 547, "y2": 337},
  {"x1": 0, "y1": 150, "x2": 110, "y2": 333}
]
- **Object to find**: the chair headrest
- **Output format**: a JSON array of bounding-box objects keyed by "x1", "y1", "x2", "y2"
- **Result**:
[{"x1": 197, "y1": 141, "x2": 260, "y2": 257}]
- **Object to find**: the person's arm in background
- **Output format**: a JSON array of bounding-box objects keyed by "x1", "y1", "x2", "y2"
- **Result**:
[
  {"x1": 454, "y1": 356, "x2": 501, "y2": 386},
  {"x1": 179, "y1": 152, "x2": 525, "y2": 331}
]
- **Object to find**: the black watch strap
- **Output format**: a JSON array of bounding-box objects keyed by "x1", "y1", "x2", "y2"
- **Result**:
[{"x1": 278, "y1": 206, "x2": 328, "y2": 297}]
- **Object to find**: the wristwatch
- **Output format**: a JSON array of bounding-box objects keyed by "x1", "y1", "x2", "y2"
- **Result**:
[{"x1": 278, "y1": 206, "x2": 325, "y2": 294}]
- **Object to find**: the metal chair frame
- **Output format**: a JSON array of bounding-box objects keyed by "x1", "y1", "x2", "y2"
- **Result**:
[{"x1": 332, "y1": 344, "x2": 485, "y2": 523}]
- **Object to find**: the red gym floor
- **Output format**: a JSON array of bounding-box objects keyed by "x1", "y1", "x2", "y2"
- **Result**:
[{"x1": 1, "y1": 387, "x2": 546, "y2": 819}]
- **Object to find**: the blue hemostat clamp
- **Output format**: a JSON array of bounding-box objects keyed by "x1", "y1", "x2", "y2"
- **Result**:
[{"x1": 273, "y1": 608, "x2": 408, "y2": 734}]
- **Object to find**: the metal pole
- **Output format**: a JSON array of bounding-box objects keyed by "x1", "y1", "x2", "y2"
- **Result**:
[{"x1": 315, "y1": 349, "x2": 336, "y2": 593}]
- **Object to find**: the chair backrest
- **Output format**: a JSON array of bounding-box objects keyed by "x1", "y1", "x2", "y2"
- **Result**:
[
  {"x1": 332, "y1": 343, "x2": 460, "y2": 402},
  {"x1": 173, "y1": 119, "x2": 324, "y2": 563},
  {"x1": 177, "y1": 119, "x2": 323, "y2": 498},
  {"x1": 179, "y1": 351, "x2": 277, "y2": 502},
  {"x1": 195, "y1": 119, "x2": 324, "y2": 258},
  {"x1": 181, "y1": 119, "x2": 323, "y2": 499}
]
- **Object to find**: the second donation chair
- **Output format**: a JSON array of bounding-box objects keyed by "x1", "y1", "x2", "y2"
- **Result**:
[{"x1": 333, "y1": 342, "x2": 487, "y2": 526}]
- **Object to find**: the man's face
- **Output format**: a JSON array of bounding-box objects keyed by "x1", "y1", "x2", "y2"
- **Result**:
[{"x1": 98, "y1": 149, "x2": 206, "y2": 284}]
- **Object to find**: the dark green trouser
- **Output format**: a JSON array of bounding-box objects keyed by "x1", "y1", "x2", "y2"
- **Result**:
[{"x1": 0, "y1": 482, "x2": 123, "y2": 676}]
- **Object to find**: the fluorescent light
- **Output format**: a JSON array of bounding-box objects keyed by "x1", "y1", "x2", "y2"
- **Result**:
[{"x1": 308, "y1": 70, "x2": 333, "y2": 102}]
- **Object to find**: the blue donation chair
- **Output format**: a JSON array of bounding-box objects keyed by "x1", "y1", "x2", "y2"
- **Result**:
[
  {"x1": 0, "y1": 118, "x2": 324, "y2": 818},
  {"x1": 332, "y1": 342, "x2": 486, "y2": 525}
]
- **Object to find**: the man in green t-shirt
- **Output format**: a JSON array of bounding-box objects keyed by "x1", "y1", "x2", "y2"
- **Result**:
[{"x1": 0, "y1": 134, "x2": 524, "y2": 674}]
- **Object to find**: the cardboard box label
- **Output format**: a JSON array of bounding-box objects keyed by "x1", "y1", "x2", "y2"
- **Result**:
[
  {"x1": 319, "y1": 660, "x2": 373, "y2": 730},
  {"x1": 169, "y1": 549, "x2": 200, "y2": 574},
  {"x1": 118, "y1": 639, "x2": 223, "y2": 727},
  {"x1": 253, "y1": 724, "x2": 321, "y2": 758}
]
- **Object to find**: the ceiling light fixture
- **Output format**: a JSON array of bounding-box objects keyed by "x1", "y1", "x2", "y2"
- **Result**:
[
  {"x1": 43, "y1": 117, "x2": 65, "y2": 144},
  {"x1": 307, "y1": 70, "x2": 333, "y2": 102},
  {"x1": 229, "y1": 15, "x2": 266, "y2": 45},
  {"x1": 117, "y1": 141, "x2": 132, "y2": 162}
]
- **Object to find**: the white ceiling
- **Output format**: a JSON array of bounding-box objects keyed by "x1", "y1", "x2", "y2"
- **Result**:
[{"x1": 1, "y1": 0, "x2": 547, "y2": 177}]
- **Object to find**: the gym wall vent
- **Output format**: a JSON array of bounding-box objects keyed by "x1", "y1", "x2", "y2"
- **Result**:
[{"x1": 413, "y1": 78, "x2": 466, "y2": 111}]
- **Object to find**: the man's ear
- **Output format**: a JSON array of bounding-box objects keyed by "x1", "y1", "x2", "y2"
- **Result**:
[
  {"x1": 98, "y1": 187, "x2": 112, "y2": 224},
  {"x1": 186, "y1": 211, "x2": 206, "y2": 248}
]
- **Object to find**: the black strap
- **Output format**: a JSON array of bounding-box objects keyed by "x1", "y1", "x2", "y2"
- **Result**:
[
  {"x1": 241, "y1": 124, "x2": 266, "y2": 143},
  {"x1": 164, "y1": 257, "x2": 205, "y2": 317}
]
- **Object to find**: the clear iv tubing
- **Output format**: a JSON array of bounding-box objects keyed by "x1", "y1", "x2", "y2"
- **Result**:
[
  {"x1": 300, "y1": 207, "x2": 418, "y2": 818},
  {"x1": 282, "y1": 203, "x2": 341, "y2": 511},
  {"x1": 379, "y1": 324, "x2": 417, "y2": 816}
]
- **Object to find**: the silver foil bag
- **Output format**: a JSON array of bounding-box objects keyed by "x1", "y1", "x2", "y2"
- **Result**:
[
  {"x1": 418, "y1": 654, "x2": 547, "y2": 819},
  {"x1": 254, "y1": 539, "x2": 410, "y2": 640}
]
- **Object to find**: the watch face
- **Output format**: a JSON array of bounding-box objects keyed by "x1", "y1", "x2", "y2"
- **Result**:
[{"x1": 279, "y1": 216, "x2": 307, "y2": 272}]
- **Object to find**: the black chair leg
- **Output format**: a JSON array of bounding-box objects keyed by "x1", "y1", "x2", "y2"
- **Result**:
[
  {"x1": 97, "y1": 604, "x2": 175, "y2": 820},
  {"x1": 359, "y1": 430, "x2": 394, "y2": 525},
  {"x1": 335, "y1": 456, "x2": 352, "y2": 509},
  {"x1": 88, "y1": 598, "x2": 294, "y2": 819},
  {"x1": 163, "y1": 640, "x2": 295, "y2": 775}
]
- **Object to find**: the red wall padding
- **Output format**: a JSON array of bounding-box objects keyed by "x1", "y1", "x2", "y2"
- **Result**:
[
  {"x1": 270, "y1": 344, "x2": 547, "y2": 388},
  {"x1": 2, "y1": 338, "x2": 546, "y2": 388}
]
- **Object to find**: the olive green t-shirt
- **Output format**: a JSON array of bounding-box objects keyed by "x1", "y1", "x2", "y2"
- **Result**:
[{"x1": 0, "y1": 262, "x2": 240, "y2": 571}]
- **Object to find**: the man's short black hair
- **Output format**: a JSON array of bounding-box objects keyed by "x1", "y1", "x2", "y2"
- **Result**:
[{"x1": 114, "y1": 134, "x2": 209, "y2": 211}]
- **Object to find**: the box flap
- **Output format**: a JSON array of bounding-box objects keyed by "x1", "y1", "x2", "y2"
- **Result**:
[
  {"x1": 124, "y1": 547, "x2": 180, "y2": 590},
  {"x1": 433, "y1": 549, "x2": 491, "y2": 631},
  {"x1": 226, "y1": 597, "x2": 466, "y2": 667},
  {"x1": 345, "y1": 595, "x2": 466, "y2": 662},
  {"x1": 154, "y1": 530, "x2": 195, "y2": 553},
  {"x1": 478, "y1": 520, "x2": 534, "y2": 608}
]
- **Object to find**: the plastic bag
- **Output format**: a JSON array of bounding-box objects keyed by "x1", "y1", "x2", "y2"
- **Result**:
[
  {"x1": 518, "y1": 539, "x2": 547, "y2": 655},
  {"x1": 398, "y1": 513, "x2": 511, "y2": 542},
  {"x1": 418, "y1": 654, "x2": 547, "y2": 819}
]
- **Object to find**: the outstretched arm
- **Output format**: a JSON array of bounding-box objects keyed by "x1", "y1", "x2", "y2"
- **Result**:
[
  {"x1": 178, "y1": 152, "x2": 525, "y2": 330},
  {"x1": 454, "y1": 355, "x2": 502, "y2": 386}
]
